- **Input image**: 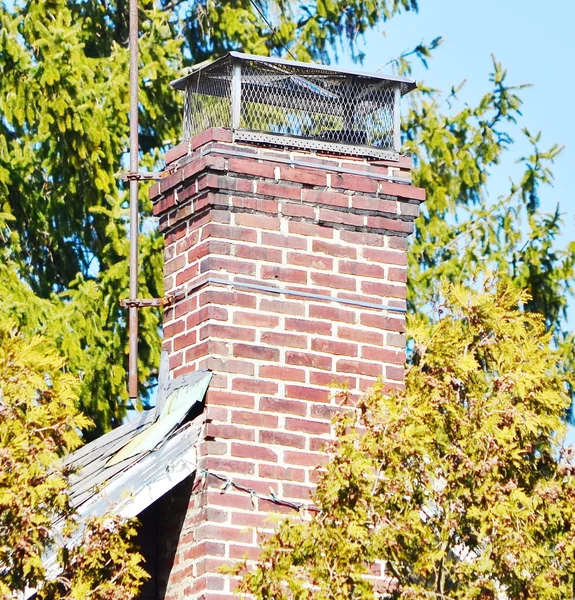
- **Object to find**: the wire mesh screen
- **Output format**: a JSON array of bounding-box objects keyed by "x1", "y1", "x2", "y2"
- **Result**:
[
  {"x1": 182, "y1": 55, "x2": 402, "y2": 160},
  {"x1": 183, "y1": 60, "x2": 233, "y2": 141}
]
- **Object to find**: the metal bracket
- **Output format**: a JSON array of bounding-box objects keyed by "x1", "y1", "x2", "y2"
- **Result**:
[
  {"x1": 120, "y1": 297, "x2": 174, "y2": 308},
  {"x1": 122, "y1": 172, "x2": 164, "y2": 181}
]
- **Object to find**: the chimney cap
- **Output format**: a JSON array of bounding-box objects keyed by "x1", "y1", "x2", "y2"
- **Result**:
[
  {"x1": 171, "y1": 51, "x2": 416, "y2": 95},
  {"x1": 172, "y1": 52, "x2": 417, "y2": 161}
]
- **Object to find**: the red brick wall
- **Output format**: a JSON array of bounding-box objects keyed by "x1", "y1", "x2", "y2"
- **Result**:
[{"x1": 150, "y1": 129, "x2": 424, "y2": 599}]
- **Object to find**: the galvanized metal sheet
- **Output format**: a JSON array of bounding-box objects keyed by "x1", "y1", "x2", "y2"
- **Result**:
[
  {"x1": 65, "y1": 369, "x2": 211, "y2": 510},
  {"x1": 107, "y1": 370, "x2": 211, "y2": 466}
]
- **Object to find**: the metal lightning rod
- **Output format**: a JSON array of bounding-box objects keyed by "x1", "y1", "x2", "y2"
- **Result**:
[
  {"x1": 122, "y1": 0, "x2": 172, "y2": 398},
  {"x1": 128, "y1": 0, "x2": 140, "y2": 400}
]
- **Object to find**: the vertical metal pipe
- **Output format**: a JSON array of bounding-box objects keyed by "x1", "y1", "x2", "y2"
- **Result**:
[{"x1": 128, "y1": 0, "x2": 139, "y2": 400}]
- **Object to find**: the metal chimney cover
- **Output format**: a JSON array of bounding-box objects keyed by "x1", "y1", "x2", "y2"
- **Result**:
[{"x1": 172, "y1": 52, "x2": 417, "y2": 161}]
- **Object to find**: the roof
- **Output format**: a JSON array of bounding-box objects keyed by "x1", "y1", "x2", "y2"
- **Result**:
[
  {"x1": 171, "y1": 51, "x2": 417, "y2": 95},
  {"x1": 30, "y1": 368, "x2": 211, "y2": 598},
  {"x1": 65, "y1": 368, "x2": 211, "y2": 520}
]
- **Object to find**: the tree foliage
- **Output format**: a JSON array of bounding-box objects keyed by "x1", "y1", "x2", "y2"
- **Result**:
[
  {"x1": 0, "y1": 316, "x2": 148, "y2": 598},
  {"x1": 1, "y1": 0, "x2": 573, "y2": 436},
  {"x1": 0, "y1": 0, "x2": 174, "y2": 434},
  {"x1": 405, "y1": 58, "x2": 575, "y2": 335},
  {"x1": 401, "y1": 54, "x2": 575, "y2": 409},
  {"x1": 0, "y1": 0, "x2": 420, "y2": 434},
  {"x1": 234, "y1": 282, "x2": 575, "y2": 599}
]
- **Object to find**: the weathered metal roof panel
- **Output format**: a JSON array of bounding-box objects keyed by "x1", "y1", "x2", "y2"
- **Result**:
[
  {"x1": 30, "y1": 370, "x2": 211, "y2": 600},
  {"x1": 65, "y1": 369, "x2": 211, "y2": 513}
]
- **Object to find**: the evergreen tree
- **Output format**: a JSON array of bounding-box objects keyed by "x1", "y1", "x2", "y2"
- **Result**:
[
  {"x1": 1, "y1": 0, "x2": 573, "y2": 434},
  {"x1": 233, "y1": 282, "x2": 575, "y2": 599},
  {"x1": 0, "y1": 314, "x2": 148, "y2": 598},
  {"x1": 403, "y1": 58, "x2": 575, "y2": 402},
  {"x1": 0, "y1": 0, "x2": 420, "y2": 434}
]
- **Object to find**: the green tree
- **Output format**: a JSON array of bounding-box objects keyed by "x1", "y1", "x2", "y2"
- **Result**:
[
  {"x1": 233, "y1": 282, "x2": 575, "y2": 599},
  {"x1": 2, "y1": 0, "x2": 574, "y2": 436},
  {"x1": 0, "y1": 0, "x2": 420, "y2": 435},
  {"x1": 0, "y1": 0, "x2": 176, "y2": 434},
  {"x1": 0, "y1": 315, "x2": 148, "y2": 598},
  {"x1": 403, "y1": 56, "x2": 575, "y2": 373}
]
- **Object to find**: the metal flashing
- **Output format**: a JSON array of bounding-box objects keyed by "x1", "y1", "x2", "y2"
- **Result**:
[
  {"x1": 233, "y1": 130, "x2": 399, "y2": 161},
  {"x1": 171, "y1": 275, "x2": 407, "y2": 315}
]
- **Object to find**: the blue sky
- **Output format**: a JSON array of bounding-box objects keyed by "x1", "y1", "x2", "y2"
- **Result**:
[{"x1": 339, "y1": 0, "x2": 574, "y2": 273}]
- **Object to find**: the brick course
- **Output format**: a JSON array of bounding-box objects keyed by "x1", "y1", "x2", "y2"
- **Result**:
[{"x1": 149, "y1": 129, "x2": 423, "y2": 599}]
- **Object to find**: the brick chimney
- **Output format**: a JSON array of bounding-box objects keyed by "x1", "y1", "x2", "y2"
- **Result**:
[{"x1": 149, "y1": 124, "x2": 424, "y2": 598}]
